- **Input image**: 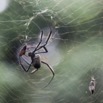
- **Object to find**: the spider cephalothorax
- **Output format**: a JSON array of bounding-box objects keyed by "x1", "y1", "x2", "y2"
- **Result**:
[{"x1": 19, "y1": 30, "x2": 55, "y2": 87}]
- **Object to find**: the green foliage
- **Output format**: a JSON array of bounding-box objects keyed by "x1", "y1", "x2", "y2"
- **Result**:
[{"x1": 0, "y1": 0, "x2": 103, "y2": 103}]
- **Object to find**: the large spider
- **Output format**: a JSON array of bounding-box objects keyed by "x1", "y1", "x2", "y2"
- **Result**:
[{"x1": 19, "y1": 30, "x2": 55, "y2": 87}]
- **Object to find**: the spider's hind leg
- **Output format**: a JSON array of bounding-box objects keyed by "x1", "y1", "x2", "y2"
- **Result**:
[
  {"x1": 41, "y1": 61, "x2": 55, "y2": 87},
  {"x1": 31, "y1": 69, "x2": 38, "y2": 74},
  {"x1": 31, "y1": 63, "x2": 40, "y2": 74}
]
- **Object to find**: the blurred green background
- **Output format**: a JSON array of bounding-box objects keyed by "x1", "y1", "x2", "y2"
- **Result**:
[{"x1": 0, "y1": 0, "x2": 103, "y2": 103}]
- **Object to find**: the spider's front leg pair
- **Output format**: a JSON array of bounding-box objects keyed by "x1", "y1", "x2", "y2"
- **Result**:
[{"x1": 33, "y1": 30, "x2": 52, "y2": 54}]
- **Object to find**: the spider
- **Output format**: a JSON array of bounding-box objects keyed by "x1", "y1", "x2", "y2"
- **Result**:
[
  {"x1": 89, "y1": 76, "x2": 96, "y2": 94},
  {"x1": 19, "y1": 30, "x2": 55, "y2": 87}
]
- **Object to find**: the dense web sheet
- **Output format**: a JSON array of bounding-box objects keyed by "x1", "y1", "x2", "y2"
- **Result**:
[{"x1": 0, "y1": 0, "x2": 103, "y2": 103}]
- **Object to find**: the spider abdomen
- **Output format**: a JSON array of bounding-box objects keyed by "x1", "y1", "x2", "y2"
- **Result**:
[{"x1": 33, "y1": 55, "x2": 41, "y2": 69}]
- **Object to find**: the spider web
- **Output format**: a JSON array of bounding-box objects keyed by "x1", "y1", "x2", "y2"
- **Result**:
[{"x1": 0, "y1": 0, "x2": 103, "y2": 103}]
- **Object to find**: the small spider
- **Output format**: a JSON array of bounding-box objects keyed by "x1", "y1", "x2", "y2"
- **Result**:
[
  {"x1": 19, "y1": 30, "x2": 55, "y2": 87},
  {"x1": 89, "y1": 76, "x2": 96, "y2": 94}
]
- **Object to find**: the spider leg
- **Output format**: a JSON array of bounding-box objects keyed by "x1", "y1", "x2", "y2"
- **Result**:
[
  {"x1": 35, "y1": 46, "x2": 48, "y2": 54},
  {"x1": 19, "y1": 56, "x2": 32, "y2": 72},
  {"x1": 36, "y1": 31, "x2": 52, "y2": 51},
  {"x1": 33, "y1": 30, "x2": 52, "y2": 55},
  {"x1": 20, "y1": 63, "x2": 32, "y2": 72},
  {"x1": 30, "y1": 69, "x2": 38, "y2": 74},
  {"x1": 41, "y1": 61, "x2": 55, "y2": 87},
  {"x1": 33, "y1": 31, "x2": 43, "y2": 53},
  {"x1": 44, "y1": 30, "x2": 52, "y2": 46}
]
